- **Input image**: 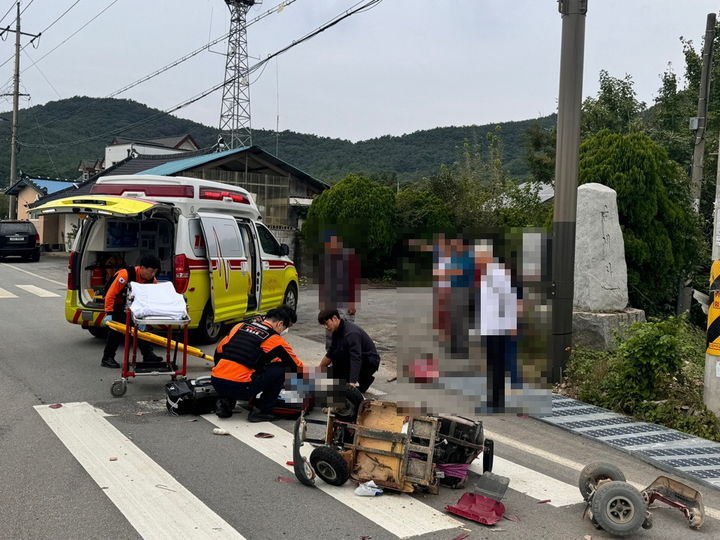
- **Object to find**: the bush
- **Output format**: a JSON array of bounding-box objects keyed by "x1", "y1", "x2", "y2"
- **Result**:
[{"x1": 564, "y1": 316, "x2": 720, "y2": 441}]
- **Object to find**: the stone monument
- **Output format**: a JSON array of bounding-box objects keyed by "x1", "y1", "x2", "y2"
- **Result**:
[{"x1": 572, "y1": 183, "x2": 645, "y2": 350}]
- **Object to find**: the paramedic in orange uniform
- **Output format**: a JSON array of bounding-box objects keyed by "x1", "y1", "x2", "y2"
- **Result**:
[
  {"x1": 212, "y1": 306, "x2": 304, "y2": 422},
  {"x1": 101, "y1": 254, "x2": 163, "y2": 368}
]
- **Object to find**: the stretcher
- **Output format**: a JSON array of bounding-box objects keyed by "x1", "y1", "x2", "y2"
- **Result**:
[
  {"x1": 108, "y1": 313, "x2": 195, "y2": 397},
  {"x1": 106, "y1": 321, "x2": 214, "y2": 362}
]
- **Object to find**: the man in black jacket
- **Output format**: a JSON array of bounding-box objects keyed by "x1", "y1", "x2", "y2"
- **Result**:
[{"x1": 317, "y1": 309, "x2": 380, "y2": 393}]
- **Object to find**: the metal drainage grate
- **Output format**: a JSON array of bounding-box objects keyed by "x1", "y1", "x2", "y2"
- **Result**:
[{"x1": 533, "y1": 395, "x2": 720, "y2": 488}]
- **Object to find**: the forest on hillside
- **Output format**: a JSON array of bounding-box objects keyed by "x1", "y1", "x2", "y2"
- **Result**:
[{"x1": 0, "y1": 96, "x2": 554, "y2": 184}]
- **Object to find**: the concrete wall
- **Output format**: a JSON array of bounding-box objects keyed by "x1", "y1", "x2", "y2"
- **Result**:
[{"x1": 105, "y1": 144, "x2": 184, "y2": 167}]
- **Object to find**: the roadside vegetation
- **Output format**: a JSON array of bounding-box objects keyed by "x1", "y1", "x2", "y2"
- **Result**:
[{"x1": 561, "y1": 316, "x2": 720, "y2": 441}]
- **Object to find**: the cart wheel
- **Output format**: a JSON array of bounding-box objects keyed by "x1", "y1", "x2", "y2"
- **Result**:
[
  {"x1": 110, "y1": 380, "x2": 127, "y2": 397},
  {"x1": 579, "y1": 462, "x2": 626, "y2": 501},
  {"x1": 642, "y1": 517, "x2": 653, "y2": 530},
  {"x1": 310, "y1": 446, "x2": 350, "y2": 486},
  {"x1": 590, "y1": 481, "x2": 646, "y2": 537}
]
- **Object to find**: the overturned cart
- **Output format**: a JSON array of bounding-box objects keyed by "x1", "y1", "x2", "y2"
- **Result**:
[{"x1": 293, "y1": 396, "x2": 494, "y2": 493}]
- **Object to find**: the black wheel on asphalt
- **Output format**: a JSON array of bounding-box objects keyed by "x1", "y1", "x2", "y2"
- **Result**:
[
  {"x1": 590, "y1": 481, "x2": 646, "y2": 537},
  {"x1": 87, "y1": 326, "x2": 108, "y2": 339},
  {"x1": 110, "y1": 380, "x2": 127, "y2": 397},
  {"x1": 579, "y1": 462, "x2": 626, "y2": 501},
  {"x1": 282, "y1": 283, "x2": 298, "y2": 311},
  {"x1": 30, "y1": 250, "x2": 40, "y2": 262},
  {"x1": 309, "y1": 446, "x2": 349, "y2": 486},
  {"x1": 194, "y1": 303, "x2": 221, "y2": 344}
]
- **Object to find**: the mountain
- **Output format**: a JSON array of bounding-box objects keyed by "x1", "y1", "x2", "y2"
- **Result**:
[{"x1": 0, "y1": 96, "x2": 555, "y2": 184}]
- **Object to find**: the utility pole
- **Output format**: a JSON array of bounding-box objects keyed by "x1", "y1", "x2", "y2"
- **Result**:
[
  {"x1": 1, "y1": 2, "x2": 39, "y2": 219},
  {"x1": 219, "y1": 0, "x2": 259, "y2": 149},
  {"x1": 551, "y1": 0, "x2": 587, "y2": 382},
  {"x1": 680, "y1": 13, "x2": 716, "y2": 314},
  {"x1": 707, "y1": 133, "x2": 720, "y2": 414},
  {"x1": 690, "y1": 14, "x2": 716, "y2": 212}
]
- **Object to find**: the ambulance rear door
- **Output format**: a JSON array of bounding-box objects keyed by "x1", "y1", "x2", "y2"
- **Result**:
[{"x1": 197, "y1": 212, "x2": 249, "y2": 322}]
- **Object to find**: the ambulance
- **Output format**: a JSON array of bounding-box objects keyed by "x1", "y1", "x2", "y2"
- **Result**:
[{"x1": 30, "y1": 174, "x2": 299, "y2": 343}]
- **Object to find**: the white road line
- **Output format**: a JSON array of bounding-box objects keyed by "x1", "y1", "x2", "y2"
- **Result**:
[
  {"x1": 16, "y1": 284, "x2": 61, "y2": 297},
  {"x1": 471, "y1": 457, "x2": 583, "y2": 507},
  {"x1": 0, "y1": 287, "x2": 18, "y2": 298},
  {"x1": 486, "y1": 429, "x2": 720, "y2": 520},
  {"x1": 203, "y1": 414, "x2": 462, "y2": 539},
  {"x1": 35, "y1": 403, "x2": 245, "y2": 540},
  {"x1": 0, "y1": 262, "x2": 66, "y2": 286}
]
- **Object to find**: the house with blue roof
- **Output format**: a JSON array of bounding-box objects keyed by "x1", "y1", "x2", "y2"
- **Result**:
[
  {"x1": 27, "y1": 141, "x2": 329, "y2": 254},
  {"x1": 5, "y1": 175, "x2": 78, "y2": 250}
]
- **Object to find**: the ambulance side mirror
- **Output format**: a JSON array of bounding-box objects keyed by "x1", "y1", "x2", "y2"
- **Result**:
[{"x1": 280, "y1": 243, "x2": 290, "y2": 257}]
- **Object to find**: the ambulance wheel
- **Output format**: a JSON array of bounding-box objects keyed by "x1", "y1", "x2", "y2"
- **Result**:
[
  {"x1": 579, "y1": 462, "x2": 626, "y2": 501},
  {"x1": 590, "y1": 481, "x2": 646, "y2": 537},
  {"x1": 111, "y1": 380, "x2": 127, "y2": 397},
  {"x1": 195, "y1": 304, "x2": 221, "y2": 344},
  {"x1": 283, "y1": 283, "x2": 298, "y2": 311},
  {"x1": 310, "y1": 446, "x2": 349, "y2": 486},
  {"x1": 87, "y1": 327, "x2": 108, "y2": 339}
]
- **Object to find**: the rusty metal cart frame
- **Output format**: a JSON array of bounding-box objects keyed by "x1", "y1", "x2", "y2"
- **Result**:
[{"x1": 294, "y1": 399, "x2": 493, "y2": 493}]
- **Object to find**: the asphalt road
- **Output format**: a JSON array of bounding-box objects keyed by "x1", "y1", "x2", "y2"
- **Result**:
[{"x1": 2, "y1": 254, "x2": 720, "y2": 539}]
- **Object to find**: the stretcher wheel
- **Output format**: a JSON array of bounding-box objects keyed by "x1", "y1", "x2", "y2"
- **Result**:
[
  {"x1": 111, "y1": 380, "x2": 127, "y2": 397},
  {"x1": 590, "y1": 481, "x2": 646, "y2": 537},
  {"x1": 310, "y1": 446, "x2": 349, "y2": 486},
  {"x1": 579, "y1": 462, "x2": 625, "y2": 501}
]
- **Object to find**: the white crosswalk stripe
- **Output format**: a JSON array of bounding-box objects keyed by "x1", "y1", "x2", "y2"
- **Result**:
[
  {"x1": 43, "y1": 401, "x2": 720, "y2": 538},
  {"x1": 35, "y1": 403, "x2": 245, "y2": 540},
  {"x1": 16, "y1": 284, "x2": 61, "y2": 297},
  {"x1": 0, "y1": 287, "x2": 18, "y2": 298}
]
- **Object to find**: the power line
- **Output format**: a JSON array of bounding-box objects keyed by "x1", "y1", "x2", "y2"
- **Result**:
[
  {"x1": 21, "y1": 0, "x2": 384, "y2": 149},
  {"x1": 0, "y1": 1, "x2": 14, "y2": 26},
  {"x1": 0, "y1": 0, "x2": 83, "y2": 72},
  {"x1": 17, "y1": 0, "x2": 298, "y2": 136}
]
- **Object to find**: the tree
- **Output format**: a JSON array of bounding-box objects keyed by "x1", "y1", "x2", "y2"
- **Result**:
[
  {"x1": 526, "y1": 122, "x2": 556, "y2": 186},
  {"x1": 395, "y1": 187, "x2": 454, "y2": 240},
  {"x1": 581, "y1": 70, "x2": 646, "y2": 137},
  {"x1": 302, "y1": 174, "x2": 395, "y2": 276},
  {"x1": 422, "y1": 133, "x2": 549, "y2": 231},
  {"x1": 579, "y1": 130, "x2": 704, "y2": 315}
]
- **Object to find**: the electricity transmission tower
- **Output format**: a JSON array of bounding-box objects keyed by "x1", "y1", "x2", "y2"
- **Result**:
[{"x1": 219, "y1": 0, "x2": 259, "y2": 149}]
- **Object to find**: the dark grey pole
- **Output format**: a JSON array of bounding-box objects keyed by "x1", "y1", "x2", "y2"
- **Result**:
[
  {"x1": 8, "y1": 1, "x2": 20, "y2": 219},
  {"x1": 551, "y1": 0, "x2": 587, "y2": 382}
]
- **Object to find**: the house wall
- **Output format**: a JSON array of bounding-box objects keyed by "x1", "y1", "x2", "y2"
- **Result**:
[{"x1": 105, "y1": 144, "x2": 184, "y2": 167}]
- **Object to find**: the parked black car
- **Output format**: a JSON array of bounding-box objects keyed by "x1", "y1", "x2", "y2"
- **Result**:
[{"x1": 0, "y1": 220, "x2": 41, "y2": 261}]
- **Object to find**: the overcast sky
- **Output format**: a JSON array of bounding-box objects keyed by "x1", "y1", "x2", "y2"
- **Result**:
[{"x1": 0, "y1": 0, "x2": 718, "y2": 142}]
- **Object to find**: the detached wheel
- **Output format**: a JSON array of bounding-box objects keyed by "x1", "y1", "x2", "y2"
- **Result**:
[
  {"x1": 194, "y1": 303, "x2": 221, "y2": 344},
  {"x1": 282, "y1": 283, "x2": 298, "y2": 311},
  {"x1": 310, "y1": 446, "x2": 349, "y2": 486},
  {"x1": 590, "y1": 481, "x2": 646, "y2": 537},
  {"x1": 110, "y1": 380, "x2": 127, "y2": 397},
  {"x1": 579, "y1": 462, "x2": 625, "y2": 501},
  {"x1": 87, "y1": 327, "x2": 108, "y2": 339}
]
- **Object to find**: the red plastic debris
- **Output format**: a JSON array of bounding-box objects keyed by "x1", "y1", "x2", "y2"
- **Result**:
[
  {"x1": 49, "y1": 404, "x2": 62, "y2": 409},
  {"x1": 286, "y1": 461, "x2": 294, "y2": 466},
  {"x1": 537, "y1": 499, "x2": 551, "y2": 504},
  {"x1": 446, "y1": 493, "x2": 506, "y2": 526},
  {"x1": 255, "y1": 432, "x2": 274, "y2": 438},
  {"x1": 275, "y1": 476, "x2": 295, "y2": 483}
]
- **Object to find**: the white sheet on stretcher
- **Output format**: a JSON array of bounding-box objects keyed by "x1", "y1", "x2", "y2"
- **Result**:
[{"x1": 128, "y1": 281, "x2": 188, "y2": 320}]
